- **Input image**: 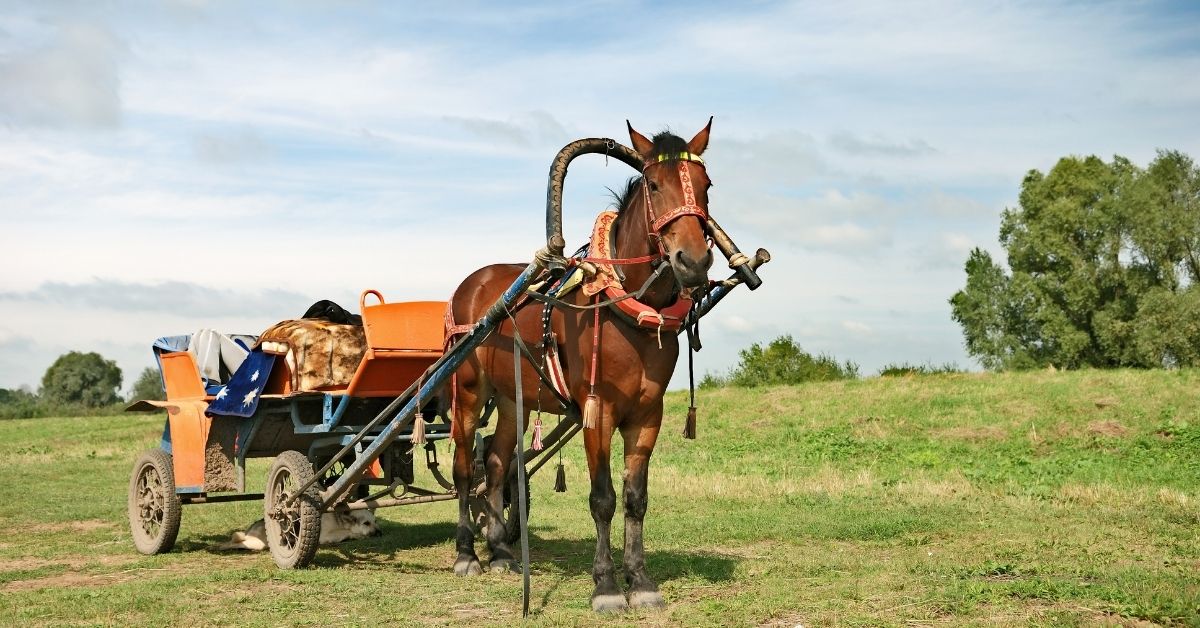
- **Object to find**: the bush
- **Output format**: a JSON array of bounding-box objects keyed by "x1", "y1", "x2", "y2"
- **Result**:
[
  {"x1": 878, "y1": 362, "x2": 964, "y2": 377},
  {"x1": 701, "y1": 335, "x2": 859, "y2": 388},
  {"x1": 128, "y1": 367, "x2": 165, "y2": 401},
  {"x1": 40, "y1": 351, "x2": 122, "y2": 407}
]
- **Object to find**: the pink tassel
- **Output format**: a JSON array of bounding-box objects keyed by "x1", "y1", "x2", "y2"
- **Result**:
[
  {"x1": 411, "y1": 411, "x2": 426, "y2": 445},
  {"x1": 532, "y1": 417, "x2": 543, "y2": 451}
]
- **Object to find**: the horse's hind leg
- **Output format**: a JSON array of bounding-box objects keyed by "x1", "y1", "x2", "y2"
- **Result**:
[
  {"x1": 621, "y1": 413, "x2": 665, "y2": 608},
  {"x1": 585, "y1": 414, "x2": 626, "y2": 612},
  {"x1": 451, "y1": 370, "x2": 488, "y2": 577},
  {"x1": 481, "y1": 395, "x2": 521, "y2": 573}
]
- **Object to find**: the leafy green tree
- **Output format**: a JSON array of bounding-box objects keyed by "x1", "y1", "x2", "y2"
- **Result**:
[
  {"x1": 951, "y1": 150, "x2": 1200, "y2": 369},
  {"x1": 702, "y1": 335, "x2": 858, "y2": 388},
  {"x1": 40, "y1": 351, "x2": 123, "y2": 407},
  {"x1": 128, "y1": 367, "x2": 165, "y2": 401}
]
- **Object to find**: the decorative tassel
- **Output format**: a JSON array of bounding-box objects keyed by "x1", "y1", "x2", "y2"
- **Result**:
[
  {"x1": 583, "y1": 394, "x2": 600, "y2": 429},
  {"x1": 532, "y1": 417, "x2": 543, "y2": 451},
  {"x1": 411, "y1": 411, "x2": 426, "y2": 445},
  {"x1": 683, "y1": 406, "x2": 697, "y2": 440},
  {"x1": 554, "y1": 460, "x2": 567, "y2": 492}
]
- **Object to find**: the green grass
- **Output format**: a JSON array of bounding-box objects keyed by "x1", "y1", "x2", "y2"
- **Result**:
[{"x1": 0, "y1": 369, "x2": 1197, "y2": 626}]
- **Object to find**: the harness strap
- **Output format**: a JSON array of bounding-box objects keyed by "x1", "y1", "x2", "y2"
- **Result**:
[{"x1": 511, "y1": 326, "x2": 531, "y2": 617}]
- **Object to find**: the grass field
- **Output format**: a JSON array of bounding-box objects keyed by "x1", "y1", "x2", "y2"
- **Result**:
[{"x1": 0, "y1": 369, "x2": 1197, "y2": 626}]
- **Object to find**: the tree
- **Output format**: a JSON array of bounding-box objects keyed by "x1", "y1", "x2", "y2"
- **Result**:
[
  {"x1": 951, "y1": 150, "x2": 1200, "y2": 369},
  {"x1": 128, "y1": 367, "x2": 165, "y2": 401},
  {"x1": 701, "y1": 335, "x2": 858, "y2": 388},
  {"x1": 40, "y1": 351, "x2": 123, "y2": 407}
]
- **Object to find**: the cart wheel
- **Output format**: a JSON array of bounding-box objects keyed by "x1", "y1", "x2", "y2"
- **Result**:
[
  {"x1": 264, "y1": 450, "x2": 322, "y2": 569},
  {"x1": 501, "y1": 470, "x2": 531, "y2": 546},
  {"x1": 128, "y1": 448, "x2": 182, "y2": 555},
  {"x1": 468, "y1": 462, "x2": 530, "y2": 545}
]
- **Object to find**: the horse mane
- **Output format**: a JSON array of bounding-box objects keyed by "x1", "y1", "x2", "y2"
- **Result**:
[{"x1": 609, "y1": 131, "x2": 690, "y2": 212}]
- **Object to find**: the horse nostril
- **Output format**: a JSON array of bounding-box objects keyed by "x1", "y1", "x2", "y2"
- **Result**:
[{"x1": 702, "y1": 250, "x2": 713, "y2": 270}]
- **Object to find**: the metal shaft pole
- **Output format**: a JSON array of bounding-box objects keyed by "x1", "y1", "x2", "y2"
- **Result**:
[{"x1": 320, "y1": 260, "x2": 545, "y2": 510}]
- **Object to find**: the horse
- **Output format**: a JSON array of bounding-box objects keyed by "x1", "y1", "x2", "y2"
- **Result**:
[{"x1": 446, "y1": 120, "x2": 715, "y2": 612}]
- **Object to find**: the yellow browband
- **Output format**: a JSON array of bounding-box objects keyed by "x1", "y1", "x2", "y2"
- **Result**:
[{"x1": 653, "y1": 152, "x2": 704, "y2": 164}]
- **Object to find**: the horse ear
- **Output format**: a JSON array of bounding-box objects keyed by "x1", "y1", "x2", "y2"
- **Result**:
[
  {"x1": 687, "y1": 116, "x2": 713, "y2": 156},
  {"x1": 627, "y1": 120, "x2": 654, "y2": 160}
]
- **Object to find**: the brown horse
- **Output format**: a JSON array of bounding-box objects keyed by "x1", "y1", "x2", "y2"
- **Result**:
[{"x1": 447, "y1": 120, "x2": 714, "y2": 612}]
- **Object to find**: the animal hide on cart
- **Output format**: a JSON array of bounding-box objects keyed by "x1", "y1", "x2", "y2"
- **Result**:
[{"x1": 256, "y1": 319, "x2": 367, "y2": 392}]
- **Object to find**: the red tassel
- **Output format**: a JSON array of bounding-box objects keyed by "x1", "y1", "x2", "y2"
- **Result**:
[
  {"x1": 532, "y1": 417, "x2": 543, "y2": 451},
  {"x1": 411, "y1": 411, "x2": 426, "y2": 445},
  {"x1": 683, "y1": 406, "x2": 697, "y2": 440}
]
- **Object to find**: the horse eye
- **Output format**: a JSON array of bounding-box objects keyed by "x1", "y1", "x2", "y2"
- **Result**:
[{"x1": 648, "y1": 181, "x2": 659, "y2": 193}]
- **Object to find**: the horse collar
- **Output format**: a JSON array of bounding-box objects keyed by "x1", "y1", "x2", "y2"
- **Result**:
[{"x1": 581, "y1": 211, "x2": 692, "y2": 333}]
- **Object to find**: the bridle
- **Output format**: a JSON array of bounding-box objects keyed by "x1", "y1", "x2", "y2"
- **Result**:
[{"x1": 640, "y1": 152, "x2": 710, "y2": 260}]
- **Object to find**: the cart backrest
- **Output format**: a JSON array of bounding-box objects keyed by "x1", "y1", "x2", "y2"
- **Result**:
[
  {"x1": 345, "y1": 292, "x2": 446, "y2": 397},
  {"x1": 359, "y1": 292, "x2": 445, "y2": 351},
  {"x1": 160, "y1": 351, "x2": 207, "y2": 401}
]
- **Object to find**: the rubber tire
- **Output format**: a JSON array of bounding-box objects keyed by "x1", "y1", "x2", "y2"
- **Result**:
[
  {"x1": 128, "y1": 448, "x2": 182, "y2": 555},
  {"x1": 501, "y1": 471, "x2": 531, "y2": 546},
  {"x1": 264, "y1": 450, "x2": 322, "y2": 569}
]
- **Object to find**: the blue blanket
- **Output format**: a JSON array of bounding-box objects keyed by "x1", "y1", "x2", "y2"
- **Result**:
[{"x1": 207, "y1": 350, "x2": 276, "y2": 418}]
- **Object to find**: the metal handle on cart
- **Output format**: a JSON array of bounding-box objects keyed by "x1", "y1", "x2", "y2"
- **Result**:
[{"x1": 360, "y1": 289, "x2": 385, "y2": 309}]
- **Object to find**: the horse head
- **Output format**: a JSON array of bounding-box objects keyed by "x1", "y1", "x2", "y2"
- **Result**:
[{"x1": 626, "y1": 119, "x2": 715, "y2": 290}]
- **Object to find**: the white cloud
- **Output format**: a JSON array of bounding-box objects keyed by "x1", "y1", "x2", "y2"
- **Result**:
[
  {"x1": 841, "y1": 320, "x2": 873, "y2": 336},
  {"x1": 0, "y1": 1, "x2": 1197, "y2": 390},
  {"x1": 797, "y1": 222, "x2": 891, "y2": 253},
  {"x1": 0, "y1": 21, "x2": 124, "y2": 128}
]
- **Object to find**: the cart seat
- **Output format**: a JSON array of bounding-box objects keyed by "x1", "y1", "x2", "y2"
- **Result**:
[{"x1": 344, "y1": 291, "x2": 446, "y2": 398}]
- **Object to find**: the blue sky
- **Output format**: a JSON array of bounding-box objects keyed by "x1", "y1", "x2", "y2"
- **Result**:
[{"x1": 1, "y1": 1, "x2": 1198, "y2": 392}]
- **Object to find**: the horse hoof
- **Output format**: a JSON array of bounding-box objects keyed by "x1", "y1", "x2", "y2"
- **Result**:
[
  {"x1": 591, "y1": 593, "x2": 628, "y2": 613},
  {"x1": 489, "y1": 558, "x2": 517, "y2": 574},
  {"x1": 453, "y1": 557, "x2": 483, "y2": 577},
  {"x1": 628, "y1": 590, "x2": 666, "y2": 609}
]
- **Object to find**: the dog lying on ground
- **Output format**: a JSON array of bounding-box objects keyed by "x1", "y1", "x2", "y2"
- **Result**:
[{"x1": 217, "y1": 509, "x2": 381, "y2": 551}]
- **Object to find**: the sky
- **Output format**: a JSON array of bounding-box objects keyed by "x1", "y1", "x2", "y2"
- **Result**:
[{"x1": 1, "y1": 0, "x2": 1199, "y2": 393}]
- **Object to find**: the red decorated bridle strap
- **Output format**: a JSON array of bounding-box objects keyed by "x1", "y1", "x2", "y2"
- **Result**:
[{"x1": 642, "y1": 156, "x2": 709, "y2": 253}]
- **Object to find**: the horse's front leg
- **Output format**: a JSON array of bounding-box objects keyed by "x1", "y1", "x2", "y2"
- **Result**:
[
  {"x1": 585, "y1": 411, "x2": 625, "y2": 612},
  {"x1": 621, "y1": 413, "x2": 664, "y2": 608}
]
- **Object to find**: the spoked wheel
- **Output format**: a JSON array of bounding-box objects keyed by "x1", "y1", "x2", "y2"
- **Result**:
[
  {"x1": 500, "y1": 469, "x2": 531, "y2": 545},
  {"x1": 468, "y1": 451, "x2": 530, "y2": 545},
  {"x1": 318, "y1": 457, "x2": 371, "y2": 501},
  {"x1": 264, "y1": 450, "x2": 322, "y2": 569},
  {"x1": 127, "y1": 449, "x2": 182, "y2": 555}
]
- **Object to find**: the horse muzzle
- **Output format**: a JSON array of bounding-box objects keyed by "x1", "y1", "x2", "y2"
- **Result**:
[{"x1": 671, "y1": 248, "x2": 713, "y2": 289}]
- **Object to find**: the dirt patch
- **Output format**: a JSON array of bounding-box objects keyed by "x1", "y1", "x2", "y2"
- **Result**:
[
  {"x1": 29, "y1": 519, "x2": 116, "y2": 534},
  {"x1": 0, "y1": 557, "x2": 59, "y2": 571},
  {"x1": 1093, "y1": 397, "x2": 1119, "y2": 409},
  {"x1": 1, "y1": 566, "x2": 153, "y2": 592},
  {"x1": 936, "y1": 425, "x2": 1007, "y2": 442},
  {"x1": 1087, "y1": 420, "x2": 1128, "y2": 438}
]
